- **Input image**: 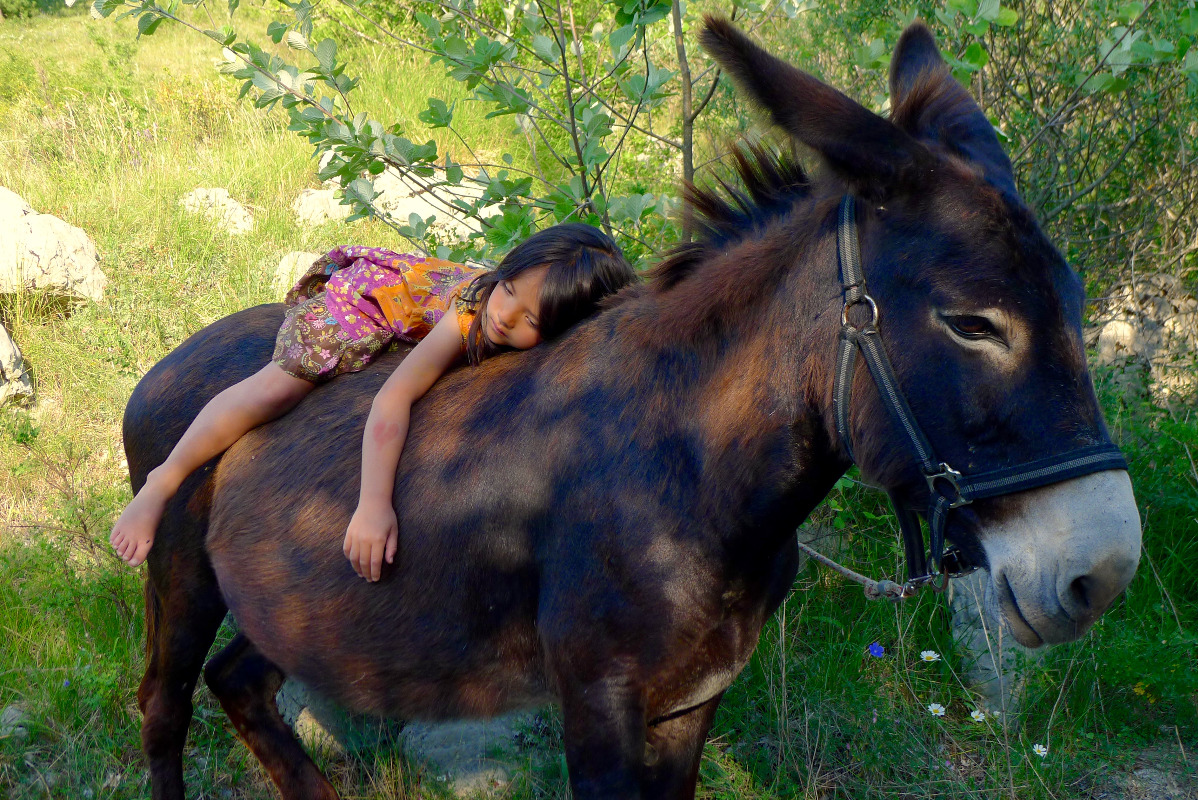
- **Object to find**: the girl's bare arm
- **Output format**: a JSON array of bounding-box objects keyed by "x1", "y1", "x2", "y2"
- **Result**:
[{"x1": 344, "y1": 308, "x2": 466, "y2": 581}]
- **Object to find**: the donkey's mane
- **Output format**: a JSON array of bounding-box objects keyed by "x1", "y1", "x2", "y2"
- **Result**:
[{"x1": 649, "y1": 142, "x2": 810, "y2": 291}]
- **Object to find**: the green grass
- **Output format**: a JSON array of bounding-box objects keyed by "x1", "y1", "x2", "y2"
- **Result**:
[{"x1": 0, "y1": 6, "x2": 1195, "y2": 799}]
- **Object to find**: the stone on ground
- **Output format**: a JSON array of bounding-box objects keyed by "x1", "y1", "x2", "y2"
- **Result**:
[
  {"x1": 947, "y1": 567, "x2": 1043, "y2": 721},
  {"x1": 273, "y1": 251, "x2": 322, "y2": 300},
  {"x1": 0, "y1": 704, "x2": 29, "y2": 740},
  {"x1": 401, "y1": 712, "x2": 539, "y2": 797},
  {"x1": 371, "y1": 167, "x2": 493, "y2": 243},
  {"x1": 276, "y1": 680, "x2": 402, "y2": 757},
  {"x1": 292, "y1": 188, "x2": 351, "y2": 227},
  {"x1": 0, "y1": 325, "x2": 33, "y2": 407},
  {"x1": 1089, "y1": 273, "x2": 1198, "y2": 403},
  {"x1": 277, "y1": 677, "x2": 536, "y2": 797},
  {"x1": 0, "y1": 186, "x2": 106, "y2": 301},
  {"x1": 179, "y1": 188, "x2": 254, "y2": 235}
]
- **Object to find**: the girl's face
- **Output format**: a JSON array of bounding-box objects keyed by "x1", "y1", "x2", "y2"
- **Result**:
[{"x1": 483, "y1": 266, "x2": 547, "y2": 350}]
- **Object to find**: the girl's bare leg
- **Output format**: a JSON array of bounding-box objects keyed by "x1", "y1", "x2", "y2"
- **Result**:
[{"x1": 111, "y1": 363, "x2": 316, "y2": 566}]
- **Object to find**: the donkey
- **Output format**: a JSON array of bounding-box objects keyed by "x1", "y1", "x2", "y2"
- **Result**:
[{"x1": 128, "y1": 18, "x2": 1141, "y2": 800}]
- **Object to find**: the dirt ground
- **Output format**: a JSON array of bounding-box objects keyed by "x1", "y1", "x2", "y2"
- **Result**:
[{"x1": 1085, "y1": 745, "x2": 1196, "y2": 800}]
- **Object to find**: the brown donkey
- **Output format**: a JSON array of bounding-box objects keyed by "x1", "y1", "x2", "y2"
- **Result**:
[{"x1": 127, "y1": 19, "x2": 1141, "y2": 799}]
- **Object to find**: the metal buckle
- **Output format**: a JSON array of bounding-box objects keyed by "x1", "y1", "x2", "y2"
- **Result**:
[
  {"x1": 841, "y1": 293, "x2": 879, "y2": 330},
  {"x1": 901, "y1": 571, "x2": 950, "y2": 595},
  {"x1": 939, "y1": 546, "x2": 979, "y2": 579},
  {"x1": 925, "y1": 463, "x2": 969, "y2": 508}
]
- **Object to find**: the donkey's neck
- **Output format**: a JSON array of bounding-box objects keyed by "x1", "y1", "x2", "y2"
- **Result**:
[{"x1": 609, "y1": 200, "x2": 850, "y2": 544}]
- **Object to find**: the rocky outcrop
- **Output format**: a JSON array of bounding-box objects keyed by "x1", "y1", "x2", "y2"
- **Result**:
[
  {"x1": 293, "y1": 166, "x2": 499, "y2": 243},
  {"x1": 946, "y1": 567, "x2": 1043, "y2": 721},
  {"x1": 371, "y1": 168, "x2": 500, "y2": 243},
  {"x1": 1089, "y1": 273, "x2": 1197, "y2": 403},
  {"x1": 276, "y1": 678, "x2": 535, "y2": 797},
  {"x1": 0, "y1": 187, "x2": 106, "y2": 301},
  {"x1": 273, "y1": 251, "x2": 322, "y2": 301},
  {"x1": 179, "y1": 188, "x2": 254, "y2": 235},
  {"x1": 292, "y1": 189, "x2": 351, "y2": 227},
  {"x1": 0, "y1": 325, "x2": 33, "y2": 407}
]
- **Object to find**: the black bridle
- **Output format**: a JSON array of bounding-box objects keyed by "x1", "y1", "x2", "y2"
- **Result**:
[{"x1": 831, "y1": 195, "x2": 1128, "y2": 597}]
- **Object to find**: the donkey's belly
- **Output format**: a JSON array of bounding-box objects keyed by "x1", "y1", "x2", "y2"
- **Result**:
[
  {"x1": 208, "y1": 499, "x2": 554, "y2": 721},
  {"x1": 213, "y1": 547, "x2": 554, "y2": 719}
]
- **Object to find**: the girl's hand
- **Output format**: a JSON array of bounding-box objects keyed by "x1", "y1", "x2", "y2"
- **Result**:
[{"x1": 343, "y1": 500, "x2": 399, "y2": 582}]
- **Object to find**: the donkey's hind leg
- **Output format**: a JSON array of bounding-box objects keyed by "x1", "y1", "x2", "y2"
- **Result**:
[
  {"x1": 203, "y1": 633, "x2": 339, "y2": 800},
  {"x1": 139, "y1": 562, "x2": 228, "y2": 800}
]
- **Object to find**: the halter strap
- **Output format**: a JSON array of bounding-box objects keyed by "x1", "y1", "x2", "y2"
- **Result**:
[{"x1": 829, "y1": 195, "x2": 1128, "y2": 595}]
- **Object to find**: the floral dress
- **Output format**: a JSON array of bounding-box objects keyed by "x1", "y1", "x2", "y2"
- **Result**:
[{"x1": 272, "y1": 246, "x2": 486, "y2": 382}]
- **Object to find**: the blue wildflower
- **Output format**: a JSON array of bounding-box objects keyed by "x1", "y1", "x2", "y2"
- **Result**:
[{"x1": 868, "y1": 642, "x2": 884, "y2": 658}]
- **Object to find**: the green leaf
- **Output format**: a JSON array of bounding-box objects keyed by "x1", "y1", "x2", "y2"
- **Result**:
[
  {"x1": 1078, "y1": 72, "x2": 1112, "y2": 94},
  {"x1": 267, "y1": 21, "x2": 288, "y2": 44},
  {"x1": 413, "y1": 11, "x2": 441, "y2": 37},
  {"x1": 227, "y1": 0, "x2": 238, "y2": 14},
  {"x1": 1183, "y1": 49, "x2": 1198, "y2": 74},
  {"x1": 994, "y1": 7, "x2": 1018, "y2": 26},
  {"x1": 136, "y1": 12, "x2": 164, "y2": 36},
  {"x1": 962, "y1": 42, "x2": 989, "y2": 70},
  {"x1": 963, "y1": 20, "x2": 990, "y2": 37},
  {"x1": 976, "y1": 0, "x2": 999, "y2": 22},
  {"x1": 1182, "y1": 9, "x2": 1198, "y2": 37},
  {"x1": 1115, "y1": 2, "x2": 1144, "y2": 24},
  {"x1": 531, "y1": 34, "x2": 560, "y2": 64},
  {"x1": 315, "y1": 38, "x2": 337, "y2": 72},
  {"x1": 418, "y1": 98, "x2": 454, "y2": 129},
  {"x1": 251, "y1": 70, "x2": 276, "y2": 92},
  {"x1": 946, "y1": 0, "x2": 977, "y2": 15},
  {"x1": 608, "y1": 23, "x2": 636, "y2": 56}
]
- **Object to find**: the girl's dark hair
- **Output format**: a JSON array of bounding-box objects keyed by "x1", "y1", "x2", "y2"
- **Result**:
[{"x1": 461, "y1": 223, "x2": 638, "y2": 364}]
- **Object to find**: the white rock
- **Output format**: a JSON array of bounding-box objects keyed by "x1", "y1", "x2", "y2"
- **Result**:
[
  {"x1": 292, "y1": 188, "x2": 351, "y2": 227},
  {"x1": 1088, "y1": 273, "x2": 1198, "y2": 402},
  {"x1": 402, "y1": 712, "x2": 538, "y2": 797},
  {"x1": 276, "y1": 679, "x2": 401, "y2": 756},
  {"x1": 179, "y1": 188, "x2": 254, "y2": 235},
  {"x1": 273, "y1": 251, "x2": 323, "y2": 300},
  {"x1": 371, "y1": 167, "x2": 497, "y2": 244},
  {"x1": 275, "y1": 675, "x2": 533, "y2": 796},
  {"x1": 0, "y1": 325, "x2": 33, "y2": 407},
  {"x1": 947, "y1": 568, "x2": 1043, "y2": 723},
  {"x1": 0, "y1": 187, "x2": 106, "y2": 302},
  {"x1": 1097, "y1": 319, "x2": 1138, "y2": 364},
  {"x1": 0, "y1": 187, "x2": 33, "y2": 219},
  {"x1": 0, "y1": 704, "x2": 28, "y2": 740}
]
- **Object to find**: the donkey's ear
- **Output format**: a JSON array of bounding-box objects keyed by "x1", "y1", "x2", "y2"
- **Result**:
[
  {"x1": 889, "y1": 22, "x2": 1017, "y2": 196},
  {"x1": 700, "y1": 16, "x2": 931, "y2": 199}
]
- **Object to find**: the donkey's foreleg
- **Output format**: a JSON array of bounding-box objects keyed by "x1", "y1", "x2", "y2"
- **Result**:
[
  {"x1": 203, "y1": 633, "x2": 339, "y2": 800},
  {"x1": 139, "y1": 571, "x2": 227, "y2": 800},
  {"x1": 557, "y1": 666, "x2": 648, "y2": 799},
  {"x1": 640, "y1": 694, "x2": 723, "y2": 799}
]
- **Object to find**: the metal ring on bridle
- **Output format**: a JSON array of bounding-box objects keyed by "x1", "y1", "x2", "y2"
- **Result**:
[
  {"x1": 841, "y1": 294, "x2": 879, "y2": 330},
  {"x1": 926, "y1": 463, "x2": 969, "y2": 509}
]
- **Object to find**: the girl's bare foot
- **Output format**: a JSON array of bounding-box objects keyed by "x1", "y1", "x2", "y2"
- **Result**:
[{"x1": 110, "y1": 485, "x2": 169, "y2": 567}]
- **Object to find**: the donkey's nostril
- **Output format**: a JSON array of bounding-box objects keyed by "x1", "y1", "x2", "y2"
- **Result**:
[{"x1": 1068, "y1": 574, "x2": 1092, "y2": 613}]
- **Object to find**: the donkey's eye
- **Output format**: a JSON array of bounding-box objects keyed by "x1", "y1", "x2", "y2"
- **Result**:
[{"x1": 945, "y1": 315, "x2": 997, "y2": 339}]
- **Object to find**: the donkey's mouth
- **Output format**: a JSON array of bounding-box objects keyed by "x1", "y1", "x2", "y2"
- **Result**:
[{"x1": 994, "y1": 573, "x2": 1044, "y2": 648}]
